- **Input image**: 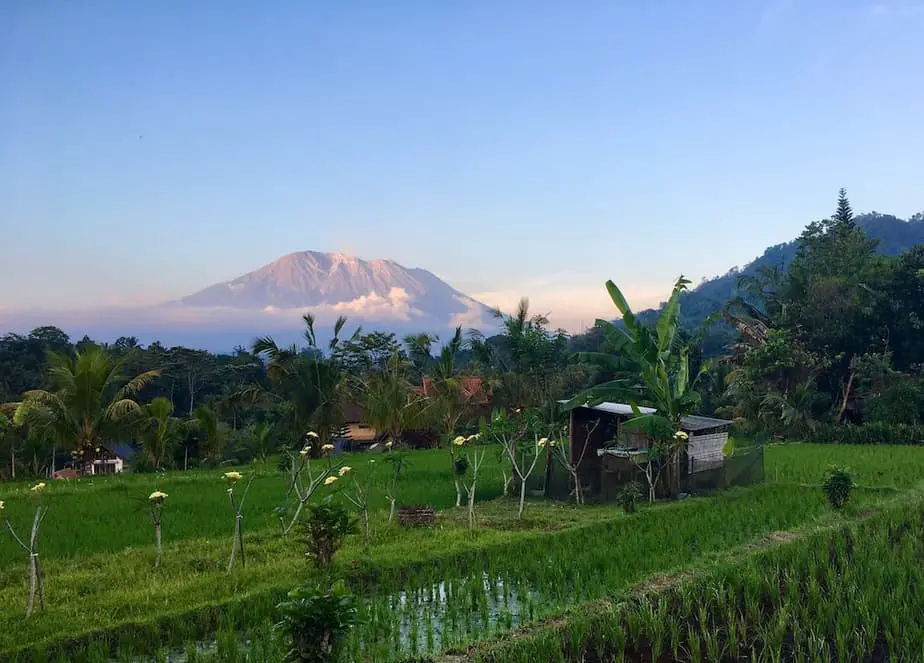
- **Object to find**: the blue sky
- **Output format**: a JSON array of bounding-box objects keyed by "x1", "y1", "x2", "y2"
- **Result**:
[{"x1": 1, "y1": 0, "x2": 923, "y2": 331}]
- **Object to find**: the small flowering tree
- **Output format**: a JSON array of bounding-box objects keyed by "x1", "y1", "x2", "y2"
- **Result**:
[
  {"x1": 149, "y1": 490, "x2": 168, "y2": 568},
  {"x1": 383, "y1": 448, "x2": 406, "y2": 523},
  {"x1": 549, "y1": 419, "x2": 599, "y2": 505},
  {"x1": 448, "y1": 434, "x2": 470, "y2": 507},
  {"x1": 482, "y1": 409, "x2": 545, "y2": 519},
  {"x1": 454, "y1": 435, "x2": 486, "y2": 530},
  {"x1": 340, "y1": 464, "x2": 375, "y2": 545},
  {"x1": 224, "y1": 471, "x2": 254, "y2": 571},
  {"x1": 277, "y1": 433, "x2": 343, "y2": 537},
  {"x1": 624, "y1": 423, "x2": 688, "y2": 503},
  {"x1": 3, "y1": 482, "x2": 47, "y2": 617}
]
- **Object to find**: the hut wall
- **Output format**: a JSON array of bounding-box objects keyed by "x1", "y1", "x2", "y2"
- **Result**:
[
  {"x1": 570, "y1": 408, "x2": 620, "y2": 498},
  {"x1": 687, "y1": 431, "x2": 728, "y2": 472}
]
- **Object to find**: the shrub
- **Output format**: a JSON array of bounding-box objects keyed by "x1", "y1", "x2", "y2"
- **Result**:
[
  {"x1": 616, "y1": 482, "x2": 642, "y2": 514},
  {"x1": 822, "y1": 466, "x2": 855, "y2": 510},
  {"x1": 274, "y1": 582, "x2": 360, "y2": 663},
  {"x1": 131, "y1": 455, "x2": 156, "y2": 474},
  {"x1": 866, "y1": 379, "x2": 924, "y2": 425},
  {"x1": 300, "y1": 498, "x2": 356, "y2": 569}
]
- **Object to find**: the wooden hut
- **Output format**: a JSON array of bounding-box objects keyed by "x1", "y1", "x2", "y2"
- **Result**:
[{"x1": 564, "y1": 401, "x2": 732, "y2": 500}]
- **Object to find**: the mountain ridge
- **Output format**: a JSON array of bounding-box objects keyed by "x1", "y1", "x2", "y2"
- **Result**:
[{"x1": 632, "y1": 210, "x2": 924, "y2": 338}]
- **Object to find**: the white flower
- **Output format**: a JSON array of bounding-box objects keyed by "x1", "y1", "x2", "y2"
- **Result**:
[
  {"x1": 223, "y1": 471, "x2": 243, "y2": 484},
  {"x1": 674, "y1": 431, "x2": 689, "y2": 441},
  {"x1": 452, "y1": 435, "x2": 466, "y2": 446},
  {"x1": 0, "y1": 500, "x2": 4, "y2": 510},
  {"x1": 149, "y1": 491, "x2": 168, "y2": 501},
  {"x1": 385, "y1": 441, "x2": 393, "y2": 449},
  {"x1": 549, "y1": 440, "x2": 557, "y2": 447},
  {"x1": 300, "y1": 448, "x2": 309, "y2": 456},
  {"x1": 324, "y1": 476, "x2": 338, "y2": 486},
  {"x1": 338, "y1": 466, "x2": 352, "y2": 476},
  {"x1": 321, "y1": 444, "x2": 335, "y2": 453},
  {"x1": 306, "y1": 431, "x2": 319, "y2": 439},
  {"x1": 30, "y1": 482, "x2": 46, "y2": 492},
  {"x1": 537, "y1": 437, "x2": 549, "y2": 448},
  {"x1": 466, "y1": 434, "x2": 479, "y2": 442}
]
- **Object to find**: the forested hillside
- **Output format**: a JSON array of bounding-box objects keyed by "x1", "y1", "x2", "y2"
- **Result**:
[{"x1": 627, "y1": 209, "x2": 924, "y2": 356}]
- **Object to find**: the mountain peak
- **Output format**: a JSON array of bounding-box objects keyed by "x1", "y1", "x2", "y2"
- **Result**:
[{"x1": 176, "y1": 250, "x2": 492, "y2": 331}]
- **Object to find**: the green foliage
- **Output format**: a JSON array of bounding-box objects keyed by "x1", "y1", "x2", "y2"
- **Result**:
[
  {"x1": 131, "y1": 454, "x2": 157, "y2": 474},
  {"x1": 274, "y1": 582, "x2": 360, "y2": 663},
  {"x1": 866, "y1": 378, "x2": 924, "y2": 425},
  {"x1": 452, "y1": 454, "x2": 470, "y2": 477},
  {"x1": 720, "y1": 191, "x2": 924, "y2": 436},
  {"x1": 360, "y1": 351, "x2": 426, "y2": 445},
  {"x1": 11, "y1": 344, "x2": 161, "y2": 460},
  {"x1": 301, "y1": 498, "x2": 357, "y2": 569},
  {"x1": 616, "y1": 482, "x2": 642, "y2": 514},
  {"x1": 253, "y1": 315, "x2": 358, "y2": 451},
  {"x1": 140, "y1": 396, "x2": 182, "y2": 469},
  {"x1": 822, "y1": 466, "x2": 855, "y2": 509},
  {"x1": 469, "y1": 298, "x2": 572, "y2": 416},
  {"x1": 812, "y1": 422, "x2": 924, "y2": 446}
]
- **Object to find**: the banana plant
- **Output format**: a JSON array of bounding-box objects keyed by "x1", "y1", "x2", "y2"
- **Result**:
[{"x1": 566, "y1": 276, "x2": 709, "y2": 497}]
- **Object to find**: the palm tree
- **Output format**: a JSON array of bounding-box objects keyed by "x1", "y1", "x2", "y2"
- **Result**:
[
  {"x1": 251, "y1": 421, "x2": 275, "y2": 462},
  {"x1": 192, "y1": 405, "x2": 227, "y2": 462},
  {"x1": 760, "y1": 378, "x2": 822, "y2": 438},
  {"x1": 253, "y1": 314, "x2": 357, "y2": 452},
  {"x1": 361, "y1": 351, "x2": 427, "y2": 445},
  {"x1": 425, "y1": 327, "x2": 475, "y2": 507},
  {"x1": 141, "y1": 397, "x2": 181, "y2": 469},
  {"x1": 567, "y1": 277, "x2": 708, "y2": 498},
  {"x1": 12, "y1": 344, "x2": 160, "y2": 462},
  {"x1": 403, "y1": 332, "x2": 438, "y2": 380}
]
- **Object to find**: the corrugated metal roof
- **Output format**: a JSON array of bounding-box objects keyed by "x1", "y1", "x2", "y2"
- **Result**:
[
  {"x1": 563, "y1": 401, "x2": 732, "y2": 431},
  {"x1": 559, "y1": 400, "x2": 655, "y2": 416},
  {"x1": 680, "y1": 415, "x2": 733, "y2": 431}
]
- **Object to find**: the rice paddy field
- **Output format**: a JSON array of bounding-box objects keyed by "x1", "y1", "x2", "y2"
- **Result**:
[{"x1": 0, "y1": 442, "x2": 922, "y2": 662}]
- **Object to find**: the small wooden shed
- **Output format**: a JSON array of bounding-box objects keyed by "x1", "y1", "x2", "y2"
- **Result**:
[{"x1": 564, "y1": 401, "x2": 732, "y2": 499}]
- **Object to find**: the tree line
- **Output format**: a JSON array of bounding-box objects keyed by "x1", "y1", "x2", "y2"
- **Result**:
[
  {"x1": 0, "y1": 300, "x2": 596, "y2": 479},
  {"x1": 2, "y1": 188, "x2": 922, "y2": 479}
]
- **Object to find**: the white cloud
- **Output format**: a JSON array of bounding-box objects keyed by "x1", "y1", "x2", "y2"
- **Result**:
[{"x1": 448, "y1": 295, "x2": 494, "y2": 330}]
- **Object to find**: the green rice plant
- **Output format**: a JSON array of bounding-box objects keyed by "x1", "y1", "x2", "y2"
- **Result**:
[
  {"x1": 1, "y1": 443, "x2": 918, "y2": 661},
  {"x1": 765, "y1": 442, "x2": 924, "y2": 488},
  {"x1": 469, "y1": 499, "x2": 924, "y2": 663}
]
